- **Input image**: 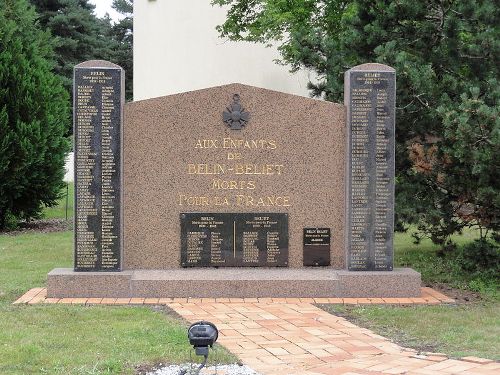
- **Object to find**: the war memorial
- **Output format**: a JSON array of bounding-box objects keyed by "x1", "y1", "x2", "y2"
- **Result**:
[{"x1": 46, "y1": 60, "x2": 421, "y2": 298}]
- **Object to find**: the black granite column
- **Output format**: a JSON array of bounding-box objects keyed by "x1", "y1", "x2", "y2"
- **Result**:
[
  {"x1": 73, "y1": 60, "x2": 124, "y2": 271},
  {"x1": 344, "y1": 63, "x2": 395, "y2": 271}
]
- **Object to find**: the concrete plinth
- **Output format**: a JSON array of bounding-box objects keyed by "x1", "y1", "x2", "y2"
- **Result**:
[
  {"x1": 47, "y1": 269, "x2": 133, "y2": 298},
  {"x1": 336, "y1": 268, "x2": 422, "y2": 297},
  {"x1": 47, "y1": 268, "x2": 421, "y2": 298}
]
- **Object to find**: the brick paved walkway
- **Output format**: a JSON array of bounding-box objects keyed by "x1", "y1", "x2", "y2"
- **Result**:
[
  {"x1": 13, "y1": 288, "x2": 498, "y2": 374},
  {"x1": 170, "y1": 301, "x2": 498, "y2": 375}
]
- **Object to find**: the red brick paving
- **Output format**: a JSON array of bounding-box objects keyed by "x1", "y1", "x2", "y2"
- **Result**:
[
  {"x1": 13, "y1": 287, "x2": 457, "y2": 306},
  {"x1": 13, "y1": 287, "x2": 498, "y2": 374}
]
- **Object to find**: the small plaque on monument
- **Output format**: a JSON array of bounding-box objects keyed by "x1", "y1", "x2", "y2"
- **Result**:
[
  {"x1": 181, "y1": 213, "x2": 288, "y2": 267},
  {"x1": 73, "y1": 60, "x2": 124, "y2": 271},
  {"x1": 303, "y1": 228, "x2": 331, "y2": 266},
  {"x1": 345, "y1": 64, "x2": 395, "y2": 271}
]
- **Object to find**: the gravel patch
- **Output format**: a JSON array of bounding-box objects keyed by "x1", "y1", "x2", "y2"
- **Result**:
[{"x1": 147, "y1": 363, "x2": 261, "y2": 375}]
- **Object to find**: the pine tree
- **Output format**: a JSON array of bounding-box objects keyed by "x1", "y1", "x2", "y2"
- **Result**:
[
  {"x1": 30, "y1": 0, "x2": 116, "y2": 93},
  {"x1": 214, "y1": 0, "x2": 500, "y2": 249},
  {"x1": 0, "y1": 0, "x2": 70, "y2": 229},
  {"x1": 29, "y1": 0, "x2": 119, "y2": 134},
  {"x1": 111, "y1": 0, "x2": 133, "y2": 100}
]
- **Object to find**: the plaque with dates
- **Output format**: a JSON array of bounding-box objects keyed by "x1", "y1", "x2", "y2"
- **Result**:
[
  {"x1": 181, "y1": 213, "x2": 288, "y2": 267},
  {"x1": 303, "y1": 228, "x2": 331, "y2": 266},
  {"x1": 345, "y1": 65, "x2": 395, "y2": 271},
  {"x1": 73, "y1": 61, "x2": 124, "y2": 271}
]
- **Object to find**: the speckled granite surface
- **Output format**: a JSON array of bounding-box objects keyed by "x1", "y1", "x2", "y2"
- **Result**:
[
  {"x1": 123, "y1": 83, "x2": 346, "y2": 269},
  {"x1": 47, "y1": 268, "x2": 420, "y2": 298}
]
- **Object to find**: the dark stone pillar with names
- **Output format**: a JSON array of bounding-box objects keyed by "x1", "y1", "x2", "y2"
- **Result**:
[
  {"x1": 73, "y1": 60, "x2": 124, "y2": 271},
  {"x1": 345, "y1": 63, "x2": 395, "y2": 271}
]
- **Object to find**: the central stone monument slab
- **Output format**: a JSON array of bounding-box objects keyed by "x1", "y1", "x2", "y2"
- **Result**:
[
  {"x1": 122, "y1": 84, "x2": 345, "y2": 270},
  {"x1": 47, "y1": 60, "x2": 421, "y2": 298}
]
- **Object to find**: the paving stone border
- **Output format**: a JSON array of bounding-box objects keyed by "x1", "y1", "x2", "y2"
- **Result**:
[{"x1": 14, "y1": 287, "x2": 455, "y2": 306}]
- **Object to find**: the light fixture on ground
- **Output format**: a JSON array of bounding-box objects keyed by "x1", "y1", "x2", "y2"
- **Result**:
[{"x1": 179, "y1": 321, "x2": 218, "y2": 374}]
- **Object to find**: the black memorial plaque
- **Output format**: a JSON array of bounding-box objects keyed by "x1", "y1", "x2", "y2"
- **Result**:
[
  {"x1": 181, "y1": 213, "x2": 288, "y2": 267},
  {"x1": 303, "y1": 228, "x2": 331, "y2": 266},
  {"x1": 74, "y1": 61, "x2": 124, "y2": 271},
  {"x1": 345, "y1": 65, "x2": 395, "y2": 271}
]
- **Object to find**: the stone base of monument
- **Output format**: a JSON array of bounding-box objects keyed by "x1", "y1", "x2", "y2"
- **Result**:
[{"x1": 47, "y1": 268, "x2": 421, "y2": 298}]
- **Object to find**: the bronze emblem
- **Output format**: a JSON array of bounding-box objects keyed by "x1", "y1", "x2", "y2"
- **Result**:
[{"x1": 223, "y1": 94, "x2": 250, "y2": 130}]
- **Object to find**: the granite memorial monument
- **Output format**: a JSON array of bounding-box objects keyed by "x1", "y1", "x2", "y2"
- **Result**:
[{"x1": 47, "y1": 60, "x2": 420, "y2": 298}]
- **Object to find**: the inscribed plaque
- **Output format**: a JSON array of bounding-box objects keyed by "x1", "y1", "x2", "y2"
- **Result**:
[
  {"x1": 345, "y1": 64, "x2": 395, "y2": 271},
  {"x1": 181, "y1": 213, "x2": 288, "y2": 267},
  {"x1": 74, "y1": 61, "x2": 124, "y2": 271}
]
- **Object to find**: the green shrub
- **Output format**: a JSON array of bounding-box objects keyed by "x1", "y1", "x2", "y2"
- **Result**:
[
  {"x1": 0, "y1": 0, "x2": 70, "y2": 229},
  {"x1": 456, "y1": 239, "x2": 500, "y2": 279}
]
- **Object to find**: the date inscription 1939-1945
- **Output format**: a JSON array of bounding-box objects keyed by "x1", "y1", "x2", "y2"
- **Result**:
[{"x1": 223, "y1": 94, "x2": 250, "y2": 130}]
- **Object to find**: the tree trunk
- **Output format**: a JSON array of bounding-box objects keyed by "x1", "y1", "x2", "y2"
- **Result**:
[{"x1": 0, "y1": 209, "x2": 6, "y2": 230}]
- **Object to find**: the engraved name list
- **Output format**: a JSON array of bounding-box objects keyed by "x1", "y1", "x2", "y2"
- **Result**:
[
  {"x1": 74, "y1": 62, "x2": 123, "y2": 271},
  {"x1": 346, "y1": 66, "x2": 395, "y2": 271}
]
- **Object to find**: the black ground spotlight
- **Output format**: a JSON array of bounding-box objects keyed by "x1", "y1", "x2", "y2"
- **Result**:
[{"x1": 179, "y1": 321, "x2": 218, "y2": 374}]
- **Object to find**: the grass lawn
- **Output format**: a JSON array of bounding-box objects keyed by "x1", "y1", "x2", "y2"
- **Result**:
[
  {"x1": 322, "y1": 303, "x2": 500, "y2": 360},
  {"x1": 0, "y1": 188, "x2": 236, "y2": 374},
  {"x1": 321, "y1": 230, "x2": 500, "y2": 361},
  {"x1": 394, "y1": 228, "x2": 498, "y2": 295},
  {"x1": 43, "y1": 182, "x2": 74, "y2": 219}
]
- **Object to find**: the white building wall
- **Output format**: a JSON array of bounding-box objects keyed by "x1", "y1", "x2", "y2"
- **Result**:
[
  {"x1": 64, "y1": 152, "x2": 74, "y2": 182},
  {"x1": 133, "y1": 0, "x2": 312, "y2": 101}
]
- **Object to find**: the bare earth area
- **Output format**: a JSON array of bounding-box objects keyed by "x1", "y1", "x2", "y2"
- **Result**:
[
  {"x1": 0, "y1": 219, "x2": 71, "y2": 235},
  {"x1": 429, "y1": 283, "x2": 482, "y2": 304}
]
